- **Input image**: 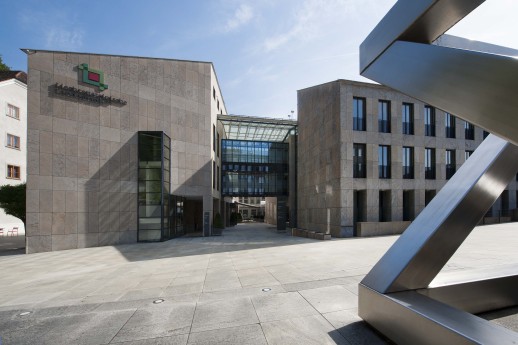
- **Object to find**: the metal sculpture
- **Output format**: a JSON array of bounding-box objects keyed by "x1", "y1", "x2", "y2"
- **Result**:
[{"x1": 359, "y1": 1, "x2": 518, "y2": 343}]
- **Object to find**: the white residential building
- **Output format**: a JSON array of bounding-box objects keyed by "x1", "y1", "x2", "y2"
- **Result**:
[{"x1": 0, "y1": 71, "x2": 27, "y2": 235}]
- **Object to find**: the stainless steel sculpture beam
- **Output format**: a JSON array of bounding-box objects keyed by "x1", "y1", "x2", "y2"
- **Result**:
[
  {"x1": 359, "y1": 0, "x2": 518, "y2": 343},
  {"x1": 361, "y1": 134, "x2": 518, "y2": 293}
]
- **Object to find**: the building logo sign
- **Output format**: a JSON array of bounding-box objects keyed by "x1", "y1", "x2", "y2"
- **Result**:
[{"x1": 78, "y1": 63, "x2": 108, "y2": 91}]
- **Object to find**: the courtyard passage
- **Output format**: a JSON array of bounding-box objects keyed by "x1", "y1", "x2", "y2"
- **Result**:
[{"x1": 0, "y1": 222, "x2": 517, "y2": 344}]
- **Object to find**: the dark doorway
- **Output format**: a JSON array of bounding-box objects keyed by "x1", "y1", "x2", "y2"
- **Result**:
[
  {"x1": 379, "y1": 190, "x2": 391, "y2": 222},
  {"x1": 403, "y1": 190, "x2": 415, "y2": 221},
  {"x1": 425, "y1": 190, "x2": 436, "y2": 206},
  {"x1": 353, "y1": 190, "x2": 366, "y2": 235}
]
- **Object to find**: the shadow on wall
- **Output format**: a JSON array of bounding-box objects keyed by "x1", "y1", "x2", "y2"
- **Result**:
[{"x1": 78, "y1": 133, "x2": 139, "y2": 250}]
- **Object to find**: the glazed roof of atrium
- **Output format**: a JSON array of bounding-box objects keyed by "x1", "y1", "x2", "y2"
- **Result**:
[{"x1": 218, "y1": 114, "x2": 297, "y2": 142}]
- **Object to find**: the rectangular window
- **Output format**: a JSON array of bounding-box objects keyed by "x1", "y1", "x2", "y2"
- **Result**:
[
  {"x1": 425, "y1": 148, "x2": 436, "y2": 179},
  {"x1": 7, "y1": 164, "x2": 20, "y2": 179},
  {"x1": 465, "y1": 150, "x2": 473, "y2": 161},
  {"x1": 378, "y1": 100, "x2": 391, "y2": 133},
  {"x1": 213, "y1": 160, "x2": 216, "y2": 189},
  {"x1": 483, "y1": 130, "x2": 490, "y2": 139},
  {"x1": 6, "y1": 104, "x2": 20, "y2": 119},
  {"x1": 445, "y1": 149, "x2": 456, "y2": 179},
  {"x1": 402, "y1": 146, "x2": 414, "y2": 179},
  {"x1": 353, "y1": 97, "x2": 366, "y2": 131},
  {"x1": 353, "y1": 143, "x2": 366, "y2": 178},
  {"x1": 378, "y1": 145, "x2": 391, "y2": 178},
  {"x1": 465, "y1": 121, "x2": 475, "y2": 140},
  {"x1": 217, "y1": 133, "x2": 220, "y2": 157},
  {"x1": 217, "y1": 165, "x2": 220, "y2": 191},
  {"x1": 424, "y1": 106, "x2": 435, "y2": 137},
  {"x1": 445, "y1": 113, "x2": 456, "y2": 138},
  {"x1": 6, "y1": 134, "x2": 20, "y2": 149},
  {"x1": 213, "y1": 125, "x2": 216, "y2": 151},
  {"x1": 213, "y1": 87, "x2": 216, "y2": 100},
  {"x1": 402, "y1": 103, "x2": 414, "y2": 135}
]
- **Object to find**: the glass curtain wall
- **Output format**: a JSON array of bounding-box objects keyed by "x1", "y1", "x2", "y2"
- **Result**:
[
  {"x1": 138, "y1": 131, "x2": 171, "y2": 242},
  {"x1": 221, "y1": 140, "x2": 288, "y2": 196}
]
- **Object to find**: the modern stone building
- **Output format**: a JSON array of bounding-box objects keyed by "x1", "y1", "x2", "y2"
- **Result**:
[
  {"x1": 24, "y1": 49, "x2": 228, "y2": 253},
  {"x1": 23, "y1": 49, "x2": 517, "y2": 253},
  {"x1": 296, "y1": 79, "x2": 517, "y2": 237}
]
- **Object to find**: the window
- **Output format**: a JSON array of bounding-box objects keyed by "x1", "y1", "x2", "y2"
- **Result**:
[
  {"x1": 217, "y1": 100, "x2": 220, "y2": 110},
  {"x1": 353, "y1": 97, "x2": 366, "y2": 131},
  {"x1": 217, "y1": 165, "x2": 220, "y2": 191},
  {"x1": 378, "y1": 100, "x2": 391, "y2": 133},
  {"x1": 6, "y1": 134, "x2": 20, "y2": 149},
  {"x1": 213, "y1": 161, "x2": 216, "y2": 189},
  {"x1": 445, "y1": 149, "x2": 456, "y2": 179},
  {"x1": 353, "y1": 143, "x2": 366, "y2": 178},
  {"x1": 7, "y1": 104, "x2": 20, "y2": 119},
  {"x1": 378, "y1": 145, "x2": 391, "y2": 178},
  {"x1": 425, "y1": 148, "x2": 436, "y2": 179},
  {"x1": 465, "y1": 121, "x2": 474, "y2": 140},
  {"x1": 402, "y1": 103, "x2": 414, "y2": 135},
  {"x1": 217, "y1": 133, "x2": 220, "y2": 157},
  {"x1": 213, "y1": 125, "x2": 216, "y2": 151},
  {"x1": 7, "y1": 165, "x2": 20, "y2": 179},
  {"x1": 402, "y1": 146, "x2": 414, "y2": 179},
  {"x1": 483, "y1": 130, "x2": 490, "y2": 139},
  {"x1": 465, "y1": 150, "x2": 473, "y2": 161},
  {"x1": 424, "y1": 106, "x2": 435, "y2": 136},
  {"x1": 445, "y1": 113, "x2": 456, "y2": 138},
  {"x1": 213, "y1": 87, "x2": 216, "y2": 100}
]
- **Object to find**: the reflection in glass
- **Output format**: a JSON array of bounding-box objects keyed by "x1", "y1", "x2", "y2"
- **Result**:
[{"x1": 138, "y1": 131, "x2": 171, "y2": 242}]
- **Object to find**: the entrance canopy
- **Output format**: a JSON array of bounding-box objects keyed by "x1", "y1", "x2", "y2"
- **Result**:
[{"x1": 218, "y1": 114, "x2": 297, "y2": 142}]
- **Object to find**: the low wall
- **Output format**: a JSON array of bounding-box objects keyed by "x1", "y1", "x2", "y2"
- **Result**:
[{"x1": 356, "y1": 221, "x2": 411, "y2": 237}]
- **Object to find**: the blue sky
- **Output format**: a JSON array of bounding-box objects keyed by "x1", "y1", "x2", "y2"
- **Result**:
[{"x1": 1, "y1": 0, "x2": 517, "y2": 118}]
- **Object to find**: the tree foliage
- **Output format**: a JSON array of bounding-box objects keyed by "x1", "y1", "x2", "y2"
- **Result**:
[
  {"x1": 213, "y1": 212, "x2": 223, "y2": 229},
  {"x1": 0, "y1": 55, "x2": 11, "y2": 71},
  {"x1": 0, "y1": 183, "x2": 26, "y2": 224}
]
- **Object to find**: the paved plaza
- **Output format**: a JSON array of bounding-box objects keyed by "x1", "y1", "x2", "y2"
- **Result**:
[{"x1": 0, "y1": 222, "x2": 517, "y2": 344}]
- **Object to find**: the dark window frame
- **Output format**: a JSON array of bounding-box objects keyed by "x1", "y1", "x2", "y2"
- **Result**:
[
  {"x1": 402, "y1": 146, "x2": 414, "y2": 179},
  {"x1": 445, "y1": 149, "x2": 456, "y2": 179},
  {"x1": 353, "y1": 97, "x2": 366, "y2": 131},
  {"x1": 402, "y1": 102, "x2": 414, "y2": 135},
  {"x1": 378, "y1": 100, "x2": 391, "y2": 133},
  {"x1": 445, "y1": 113, "x2": 456, "y2": 138},
  {"x1": 425, "y1": 147, "x2": 436, "y2": 179},
  {"x1": 378, "y1": 145, "x2": 391, "y2": 179},
  {"x1": 424, "y1": 105, "x2": 436, "y2": 137},
  {"x1": 353, "y1": 143, "x2": 367, "y2": 178}
]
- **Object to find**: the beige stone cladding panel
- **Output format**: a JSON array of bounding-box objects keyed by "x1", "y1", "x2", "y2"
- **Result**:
[
  {"x1": 297, "y1": 82, "x2": 341, "y2": 234},
  {"x1": 26, "y1": 52, "x2": 217, "y2": 252}
]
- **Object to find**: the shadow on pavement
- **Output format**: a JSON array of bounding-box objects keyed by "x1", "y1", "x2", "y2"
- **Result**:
[
  {"x1": 114, "y1": 222, "x2": 323, "y2": 262},
  {"x1": 0, "y1": 235, "x2": 25, "y2": 256}
]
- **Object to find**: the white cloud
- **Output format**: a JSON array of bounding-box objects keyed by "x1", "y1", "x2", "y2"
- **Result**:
[
  {"x1": 45, "y1": 28, "x2": 84, "y2": 50},
  {"x1": 224, "y1": 4, "x2": 254, "y2": 32},
  {"x1": 260, "y1": 0, "x2": 388, "y2": 53}
]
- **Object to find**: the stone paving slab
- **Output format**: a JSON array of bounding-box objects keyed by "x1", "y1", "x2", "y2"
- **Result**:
[{"x1": 0, "y1": 222, "x2": 517, "y2": 344}]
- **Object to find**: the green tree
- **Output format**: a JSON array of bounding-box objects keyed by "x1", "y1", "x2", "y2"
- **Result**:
[
  {"x1": 0, "y1": 55, "x2": 11, "y2": 71},
  {"x1": 0, "y1": 183, "x2": 26, "y2": 225}
]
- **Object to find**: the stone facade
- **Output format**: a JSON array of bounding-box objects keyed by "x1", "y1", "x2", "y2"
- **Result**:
[
  {"x1": 297, "y1": 79, "x2": 518, "y2": 237},
  {"x1": 25, "y1": 50, "x2": 226, "y2": 253}
]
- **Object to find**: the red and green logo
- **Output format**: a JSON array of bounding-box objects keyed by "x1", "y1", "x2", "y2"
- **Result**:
[{"x1": 78, "y1": 63, "x2": 108, "y2": 91}]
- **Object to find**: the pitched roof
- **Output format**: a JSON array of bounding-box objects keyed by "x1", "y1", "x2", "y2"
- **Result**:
[{"x1": 0, "y1": 71, "x2": 27, "y2": 84}]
